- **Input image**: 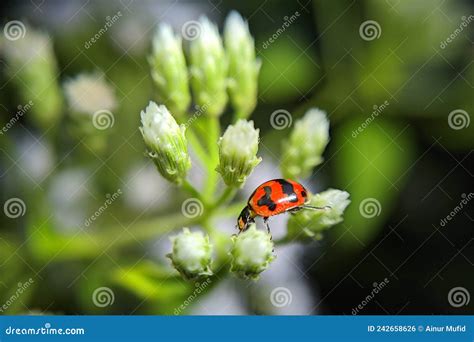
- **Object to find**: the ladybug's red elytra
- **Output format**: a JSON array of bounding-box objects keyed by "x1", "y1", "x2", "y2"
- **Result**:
[{"x1": 237, "y1": 179, "x2": 330, "y2": 233}]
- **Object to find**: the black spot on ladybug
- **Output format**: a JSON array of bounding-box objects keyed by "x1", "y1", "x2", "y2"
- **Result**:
[
  {"x1": 257, "y1": 186, "x2": 277, "y2": 211},
  {"x1": 301, "y1": 190, "x2": 307, "y2": 198},
  {"x1": 277, "y1": 179, "x2": 298, "y2": 203}
]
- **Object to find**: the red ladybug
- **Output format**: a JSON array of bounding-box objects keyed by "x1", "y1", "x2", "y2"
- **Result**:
[{"x1": 237, "y1": 179, "x2": 329, "y2": 233}]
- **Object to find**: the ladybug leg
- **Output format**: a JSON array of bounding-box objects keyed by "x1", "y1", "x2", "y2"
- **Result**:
[
  {"x1": 288, "y1": 206, "x2": 304, "y2": 215},
  {"x1": 263, "y1": 217, "x2": 274, "y2": 252},
  {"x1": 263, "y1": 217, "x2": 271, "y2": 234},
  {"x1": 302, "y1": 205, "x2": 331, "y2": 210}
]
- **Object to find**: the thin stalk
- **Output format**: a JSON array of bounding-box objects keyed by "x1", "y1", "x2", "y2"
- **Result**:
[
  {"x1": 209, "y1": 186, "x2": 238, "y2": 210},
  {"x1": 181, "y1": 179, "x2": 206, "y2": 205},
  {"x1": 203, "y1": 116, "x2": 220, "y2": 200},
  {"x1": 186, "y1": 128, "x2": 210, "y2": 166}
]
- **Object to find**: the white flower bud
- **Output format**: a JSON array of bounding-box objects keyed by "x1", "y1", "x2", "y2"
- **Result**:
[
  {"x1": 1, "y1": 28, "x2": 62, "y2": 130},
  {"x1": 148, "y1": 24, "x2": 190, "y2": 118},
  {"x1": 216, "y1": 119, "x2": 261, "y2": 187},
  {"x1": 224, "y1": 11, "x2": 261, "y2": 118},
  {"x1": 230, "y1": 224, "x2": 275, "y2": 280},
  {"x1": 140, "y1": 101, "x2": 191, "y2": 184},
  {"x1": 168, "y1": 228, "x2": 213, "y2": 280},
  {"x1": 281, "y1": 108, "x2": 330, "y2": 179},
  {"x1": 63, "y1": 72, "x2": 117, "y2": 116},
  {"x1": 189, "y1": 17, "x2": 228, "y2": 117},
  {"x1": 287, "y1": 189, "x2": 350, "y2": 240}
]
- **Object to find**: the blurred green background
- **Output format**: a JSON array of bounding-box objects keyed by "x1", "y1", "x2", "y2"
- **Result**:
[{"x1": 0, "y1": 0, "x2": 473, "y2": 315}]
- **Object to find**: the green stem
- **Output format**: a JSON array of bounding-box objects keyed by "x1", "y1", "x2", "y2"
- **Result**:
[
  {"x1": 203, "y1": 116, "x2": 220, "y2": 200},
  {"x1": 181, "y1": 179, "x2": 206, "y2": 204},
  {"x1": 186, "y1": 128, "x2": 210, "y2": 166},
  {"x1": 33, "y1": 212, "x2": 198, "y2": 262},
  {"x1": 210, "y1": 186, "x2": 238, "y2": 210}
]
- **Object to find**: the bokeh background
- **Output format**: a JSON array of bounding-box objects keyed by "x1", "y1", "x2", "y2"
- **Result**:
[{"x1": 0, "y1": 0, "x2": 473, "y2": 315}]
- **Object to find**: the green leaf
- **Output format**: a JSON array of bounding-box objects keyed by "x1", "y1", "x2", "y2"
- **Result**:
[{"x1": 331, "y1": 117, "x2": 416, "y2": 249}]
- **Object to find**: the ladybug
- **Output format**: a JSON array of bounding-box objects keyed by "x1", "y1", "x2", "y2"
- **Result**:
[{"x1": 237, "y1": 179, "x2": 329, "y2": 234}]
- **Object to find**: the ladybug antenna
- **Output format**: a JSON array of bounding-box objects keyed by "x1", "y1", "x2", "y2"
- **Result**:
[{"x1": 302, "y1": 205, "x2": 331, "y2": 210}]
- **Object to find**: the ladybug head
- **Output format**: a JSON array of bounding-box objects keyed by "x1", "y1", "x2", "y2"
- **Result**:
[{"x1": 237, "y1": 206, "x2": 255, "y2": 232}]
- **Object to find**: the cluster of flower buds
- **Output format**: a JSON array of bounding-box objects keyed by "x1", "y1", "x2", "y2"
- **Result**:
[
  {"x1": 287, "y1": 189, "x2": 351, "y2": 240},
  {"x1": 281, "y1": 108, "x2": 330, "y2": 179},
  {"x1": 148, "y1": 12, "x2": 260, "y2": 119},
  {"x1": 167, "y1": 224, "x2": 275, "y2": 281}
]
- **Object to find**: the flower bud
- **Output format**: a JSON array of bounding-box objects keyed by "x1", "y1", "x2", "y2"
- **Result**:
[
  {"x1": 287, "y1": 189, "x2": 350, "y2": 240},
  {"x1": 168, "y1": 228, "x2": 213, "y2": 280},
  {"x1": 230, "y1": 224, "x2": 275, "y2": 280},
  {"x1": 140, "y1": 101, "x2": 191, "y2": 184},
  {"x1": 64, "y1": 72, "x2": 117, "y2": 116},
  {"x1": 188, "y1": 17, "x2": 227, "y2": 117},
  {"x1": 224, "y1": 11, "x2": 261, "y2": 119},
  {"x1": 1, "y1": 28, "x2": 62, "y2": 130},
  {"x1": 281, "y1": 108, "x2": 330, "y2": 179},
  {"x1": 148, "y1": 24, "x2": 191, "y2": 119},
  {"x1": 216, "y1": 119, "x2": 261, "y2": 187}
]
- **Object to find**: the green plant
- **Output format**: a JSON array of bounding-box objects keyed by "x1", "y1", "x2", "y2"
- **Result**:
[{"x1": 139, "y1": 12, "x2": 351, "y2": 282}]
